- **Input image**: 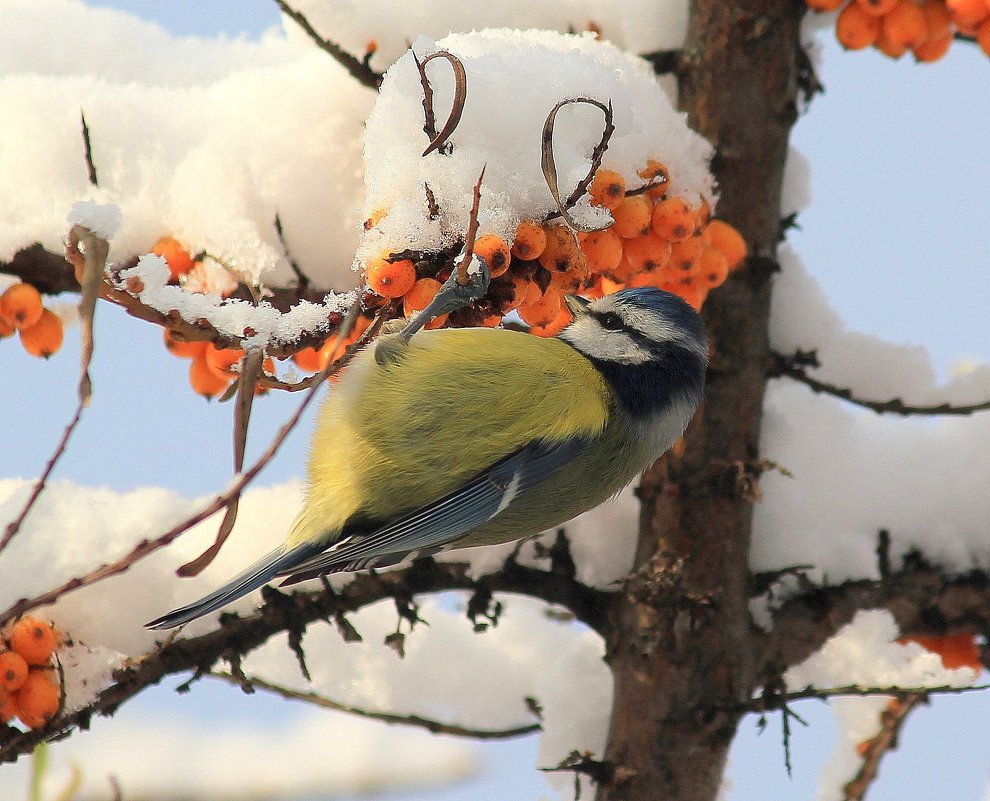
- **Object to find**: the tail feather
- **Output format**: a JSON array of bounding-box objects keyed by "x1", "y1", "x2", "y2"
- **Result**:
[{"x1": 145, "y1": 541, "x2": 324, "y2": 631}]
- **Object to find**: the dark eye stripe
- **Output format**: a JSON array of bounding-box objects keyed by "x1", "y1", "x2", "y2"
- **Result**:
[{"x1": 590, "y1": 309, "x2": 664, "y2": 351}]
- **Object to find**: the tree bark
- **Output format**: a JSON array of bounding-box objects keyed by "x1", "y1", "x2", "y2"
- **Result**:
[{"x1": 597, "y1": 3, "x2": 804, "y2": 799}]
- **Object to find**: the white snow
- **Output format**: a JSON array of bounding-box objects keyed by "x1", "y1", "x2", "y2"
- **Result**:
[
  {"x1": 66, "y1": 201, "x2": 122, "y2": 240},
  {"x1": 357, "y1": 28, "x2": 715, "y2": 270}
]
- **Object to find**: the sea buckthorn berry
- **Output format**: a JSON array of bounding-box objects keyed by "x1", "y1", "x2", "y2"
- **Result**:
[
  {"x1": 947, "y1": 0, "x2": 990, "y2": 29},
  {"x1": 16, "y1": 670, "x2": 60, "y2": 729},
  {"x1": 481, "y1": 313, "x2": 503, "y2": 327},
  {"x1": 856, "y1": 0, "x2": 898, "y2": 15},
  {"x1": 875, "y1": 26, "x2": 910, "y2": 57},
  {"x1": 0, "y1": 687, "x2": 16, "y2": 723},
  {"x1": 628, "y1": 271, "x2": 667, "y2": 289},
  {"x1": 403, "y1": 278, "x2": 448, "y2": 329},
  {"x1": 806, "y1": 0, "x2": 844, "y2": 9},
  {"x1": 836, "y1": 2, "x2": 882, "y2": 48},
  {"x1": 979, "y1": 17, "x2": 990, "y2": 55},
  {"x1": 0, "y1": 283, "x2": 44, "y2": 330},
  {"x1": 189, "y1": 355, "x2": 229, "y2": 400},
  {"x1": 0, "y1": 315, "x2": 14, "y2": 338},
  {"x1": 0, "y1": 651, "x2": 29, "y2": 691},
  {"x1": 704, "y1": 220, "x2": 748, "y2": 270},
  {"x1": 610, "y1": 195, "x2": 654, "y2": 239},
  {"x1": 366, "y1": 256, "x2": 416, "y2": 299},
  {"x1": 579, "y1": 228, "x2": 624, "y2": 273},
  {"x1": 588, "y1": 169, "x2": 626, "y2": 210},
  {"x1": 599, "y1": 275, "x2": 624, "y2": 296},
  {"x1": 623, "y1": 233, "x2": 672, "y2": 273},
  {"x1": 362, "y1": 208, "x2": 387, "y2": 230},
  {"x1": 698, "y1": 247, "x2": 729, "y2": 289},
  {"x1": 540, "y1": 225, "x2": 588, "y2": 291},
  {"x1": 18, "y1": 309, "x2": 63, "y2": 359},
  {"x1": 676, "y1": 281, "x2": 708, "y2": 312},
  {"x1": 511, "y1": 220, "x2": 548, "y2": 261},
  {"x1": 205, "y1": 344, "x2": 245, "y2": 380},
  {"x1": 651, "y1": 197, "x2": 697, "y2": 242},
  {"x1": 902, "y1": 634, "x2": 983, "y2": 671},
  {"x1": 518, "y1": 285, "x2": 564, "y2": 328},
  {"x1": 9, "y1": 617, "x2": 57, "y2": 666},
  {"x1": 163, "y1": 329, "x2": 207, "y2": 360},
  {"x1": 882, "y1": 0, "x2": 928, "y2": 48},
  {"x1": 637, "y1": 159, "x2": 670, "y2": 184},
  {"x1": 500, "y1": 276, "x2": 531, "y2": 313},
  {"x1": 151, "y1": 236, "x2": 195, "y2": 280},
  {"x1": 292, "y1": 343, "x2": 326, "y2": 372},
  {"x1": 693, "y1": 198, "x2": 712, "y2": 229},
  {"x1": 610, "y1": 254, "x2": 638, "y2": 283},
  {"x1": 529, "y1": 304, "x2": 574, "y2": 338},
  {"x1": 473, "y1": 235, "x2": 512, "y2": 278},
  {"x1": 668, "y1": 239, "x2": 705, "y2": 278},
  {"x1": 913, "y1": 31, "x2": 952, "y2": 60},
  {"x1": 318, "y1": 335, "x2": 345, "y2": 365},
  {"x1": 921, "y1": 0, "x2": 953, "y2": 36}
]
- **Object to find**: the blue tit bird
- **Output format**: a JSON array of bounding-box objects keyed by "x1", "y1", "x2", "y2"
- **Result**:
[{"x1": 147, "y1": 287, "x2": 707, "y2": 630}]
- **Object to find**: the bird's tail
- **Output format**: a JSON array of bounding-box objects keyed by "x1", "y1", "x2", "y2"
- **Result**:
[{"x1": 145, "y1": 541, "x2": 324, "y2": 631}]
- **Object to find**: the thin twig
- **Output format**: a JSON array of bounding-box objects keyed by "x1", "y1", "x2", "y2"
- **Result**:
[
  {"x1": 0, "y1": 300, "x2": 386, "y2": 628},
  {"x1": 541, "y1": 97, "x2": 615, "y2": 232},
  {"x1": 770, "y1": 350, "x2": 990, "y2": 416},
  {"x1": 79, "y1": 110, "x2": 98, "y2": 186},
  {"x1": 750, "y1": 682, "x2": 990, "y2": 707},
  {"x1": 272, "y1": 0, "x2": 382, "y2": 89},
  {"x1": 274, "y1": 213, "x2": 309, "y2": 291},
  {"x1": 209, "y1": 671, "x2": 542, "y2": 739},
  {"x1": 455, "y1": 165, "x2": 486, "y2": 286},
  {"x1": 842, "y1": 694, "x2": 925, "y2": 801}
]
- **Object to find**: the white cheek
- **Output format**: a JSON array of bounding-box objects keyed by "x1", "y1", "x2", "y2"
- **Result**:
[{"x1": 562, "y1": 319, "x2": 652, "y2": 364}]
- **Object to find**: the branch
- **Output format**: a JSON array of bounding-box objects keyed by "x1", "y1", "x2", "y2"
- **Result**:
[
  {"x1": 843, "y1": 694, "x2": 925, "y2": 801},
  {"x1": 770, "y1": 350, "x2": 990, "y2": 416},
  {"x1": 744, "y1": 682, "x2": 989, "y2": 711},
  {"x1": 209, "y1": 671, "x2": 542, "y2": 740},
  {"x1": 0, "y1": 557, "x2": 611, "y2": 761},
  {"x1": 272, "y1": 0, "x2": 382, "y2": 89}
]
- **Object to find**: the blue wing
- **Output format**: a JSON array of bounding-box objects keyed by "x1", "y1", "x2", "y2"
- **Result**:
[{"x1": 277, "y1": 436, "x2": 588, "y2": 585}]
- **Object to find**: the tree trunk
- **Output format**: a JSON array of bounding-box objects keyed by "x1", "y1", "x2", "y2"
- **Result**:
[{"x1": 598, "y1": 2, "x2": 804, "y2": 799}]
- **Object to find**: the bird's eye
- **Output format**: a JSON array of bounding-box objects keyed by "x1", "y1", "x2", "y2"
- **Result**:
[{"x1": 600, "y1": 312, "x2": 623, "y2": 331}]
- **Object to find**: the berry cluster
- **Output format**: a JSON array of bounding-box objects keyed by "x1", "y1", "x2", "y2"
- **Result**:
[
  {"x1": 0, "y1": 282, "x2": 64, "y2": 359},
  {"x1": 0, "y1": 617, "x2": 61, "y2": 730},
  {"x1": 363, "y1": 163, "x2": 746, "y2": 337},
  {"x1": 808, "y1": 0, "x2": 990, "y2": 61}
]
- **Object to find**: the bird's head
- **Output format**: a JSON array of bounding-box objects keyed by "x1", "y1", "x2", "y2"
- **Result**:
[{"x1": 559, "y1": 287, "x2": 708, "y2": 425}]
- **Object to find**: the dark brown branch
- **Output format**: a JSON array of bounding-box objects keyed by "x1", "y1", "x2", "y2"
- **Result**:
[
  {"x1": 0, "y1": 244, "x2": 79, "y2": 295},
  {"x1": 210, "y1": 671, "x2": 542, "y2": 739},
  {"x1": 745, "y1": 682, "x2": 988, "y2": 711},
  {"x1": 0, "y1": 557, "x2": 611, "y2": 761},
  {"x1": 770, "y1": 350, "x2": 990, "y2": 416},
  {"x1": 272, "y1": 0, "x2": 382, "y2": 89},
  {"x1": 80, "y1": 110, "x2": 98, "y2": 186},
  {"x1": 842, "y1": 693, "x2": 925, "y2": 801},
  {"x1": 415, "y1": 50, "x2": 467, "y2": 157}
]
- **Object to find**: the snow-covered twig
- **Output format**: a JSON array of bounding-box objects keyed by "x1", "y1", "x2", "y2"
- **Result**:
[
  {"x1": 770, "y1": 350, "x2": 990, "y2": 416},
  {"x1": 842, "y1": 693, "x2": 924, "y2": 801},
  {"x1": 272, "y1": 0, "x2": 382, "y2": 89},
  {"x1": 79, "y1": 110, "x2": 98, "y2": 187},
  {"x1": 209, "y1": 671, "x2": 542, "y2": 739}
]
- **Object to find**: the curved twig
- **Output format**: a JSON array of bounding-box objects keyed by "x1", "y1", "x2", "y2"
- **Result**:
[
  {"x1": 415, "y1": 50, "x2": 467, "y2": 157},
  {"x1": 210, "y1": 671, "x2": 542, "y2": 739},
  {"x1": 541, "y1": 97, "x2": 615, "y2": 232},
  {"x1": 770, "y1": 350, "x2": 990, "y2": 416}
]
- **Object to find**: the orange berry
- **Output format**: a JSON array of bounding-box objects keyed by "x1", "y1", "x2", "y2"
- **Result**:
[
  {"x1": 366, "y1": 256, "x2": 416, "y2": 299},
  {"x1": 676, "y1": 281, "x2": 708, "y2": 312},
  {"x1": 163, "y1": 329, "x2": 207, "y2": 360},
  {"x1": 882, "y1": 0, "x2": 928, "y2": 48},
  {"x1": 529, "y1": 304, "x2": 574, "y2": 338},
  {"x1": 579, "y1": 228, "x2": 624, "y2": 273},
  {"x1": 704, "y1": 220, "x2": 748, "y2": 270},
  {"x1": 836, "y1": 2, "x2": 882, "y2": 48},
  {"x1": 363, "y1": 207, "x2": 388, "y2": 230},
  {"x1": 403, "y1": 278, "x2": 448, "y2": 328},
  {"x1": 518, "y1": 285, "x2": 564, "y2": 328},
  {"x1": 473, "y1": 235, "x2": 512, "y2": 278},
  {"x1": 875, "y1": 25, "x2": 911, "y2": 57},
  {"x1": 637, "y1": 159, "x2": 670, "y2": 197},
  {"x1": 628, "y1": 271, "x2": 668, "y2": 289},
  {"x1": 0, "y1": 687, "x2": 16, "y2": 723},
  {"x1": 0, "y1": 315, "x2": 14, "y2": 338},
  {"x1": 693, "y1": 198, "x2": 712, "y2": 229},
  {"x1": 856, "y1": 0, "x2": 899, "y2": 14},
  {"x1": 18, "y1": 309, "x2": 63, "y2": 359},
  {"x1": 947, "y1": 0, "x2": 990, "y2": 28},
  {"x1": 0, "y1": 651, "x2": 29, "y2": 691},
  {"x1": 651, "y1": 197, "x2": 697, "y2": 242},
  {"x1": 511, "y1": 220, "x2": 548, "y2": 261},
  {"x1": 16, "y1": 670, "x2": 60, "y2": 729},
  {"x1": 539, "y1": 225, "x2": 588, "y2": 291},
  {"x1": 500, "y1": 276, "x2": 531, "y2": 313},
  {"x1": 903, "y1": 634, "x2": 983, "y2": 671},
  {"x1": 599, "y1": 275, "x2": 624, "y2": 296},
  {"x1": 920, "y1": 0, "x2": 953, "y2": 37},
  {"x1": 667, "y1": 238, "x2": 705, "y2": 278},
  {"x1": 480, "y1": 313, "x2": 503, "y2": 327},
  {"x1": 189, "y1": 354, "x2": 230, "y2": 400},
  {"x1": 292, "y1": 343, "x2": 327, "y2": 372},
  {"x1": 698, "y1": 247, "x2": 729, "y2": 289},
  {"x1": 979, "y1": 17, "x2": 990, "y2": 54},
  {"x1": 806, "y1": 0, "x2": 845, "y2": 9},
  {"x1": 205, "y1": 344, "x2": 245, "y2": 380},
  {"x1": 151, "y1": 236, "x2": 195, "y2": 280},
  {"x1": 623, "y1": 233, "x2": 672, "y2": 274},
  {"x1": 588, "y1": 169, "x2": 626, "y2": 210},
  {"x1": 523, "y1": 279, "x2": 544, "y2": 307},
  {"x1": 9, "y1": 618, "x2": 57, "y2": 666},
  {"x1": 610, "y1": 195, "x2": 654, "y2": 238},
  {"x1": 0, "y1": 283, "x2": 44, "y2": 330}
]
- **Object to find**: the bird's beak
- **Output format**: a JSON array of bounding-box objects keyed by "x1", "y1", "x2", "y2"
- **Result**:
[{"x1": 564, "y1": 294, "x2": 591, "y2": 316}]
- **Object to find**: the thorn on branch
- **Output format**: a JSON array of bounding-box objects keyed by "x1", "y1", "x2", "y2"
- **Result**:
[
  {"x1": 540, "y1": 751, "x2": 619, "y2": 800},
  {"x1": 79, "y1": 110, "x2": 98, "y2": 186},
  {"x1": 274, "y1": 213, "x2": 310, "y2": 291},
  {"x1": 638, "y1": 48, "x2": 683, "y2": 75},
  {"x1": 273, "y1": 0, "x2": 382, "y2": 89},
  {"x1": 876, "y1": 529, "x2": 891, "y2": 581}
]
